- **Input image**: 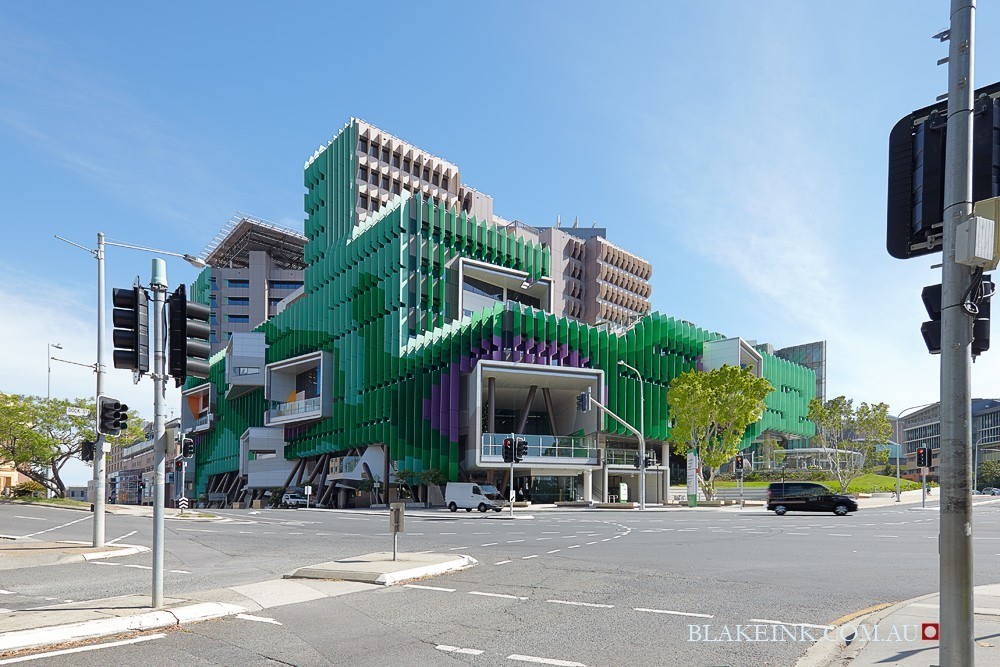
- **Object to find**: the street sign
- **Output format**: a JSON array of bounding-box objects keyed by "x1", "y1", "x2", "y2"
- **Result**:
[
  {"x1": 304, "y1": 485, "x2": 312, "y2": 497},
  {"x1": 178, "y1": 497, "x2": 189, "y2": 510},
  {"x1": 66, "y1": 406, "x2": 89, "y2": 417},
  {"x1": 390, "y1": 502, "x2": 405, "y2": 562},
  {"x1": 687, "y1": 452, "x2": 699, "y2": 508}
]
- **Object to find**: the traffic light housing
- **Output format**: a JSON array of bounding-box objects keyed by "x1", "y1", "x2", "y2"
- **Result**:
[
  {"x1": 182, "y1": 437, "x2": 194, "y2": 458},
  {"x1": 917, "y1": 447, "x2": 928, "y2": 467},
  {"x1": 502, "y1": 438, "x2": 514, "y2": 463},
  {"x1": 887, "y1": 83, "x2": 1000, "y2": 260},
  {"x1": 515, "y1": 438, "x2": 528, "y2": 462},
  {"x1": 735, "y1": 454, "x2": 744, "y2": 470},
  {"x1": 921, "y1": 276, "x2": 992, "y2": 356},
  {"x1": 111, "y1": 286, "x2": 149, "y2": 373},
  {"x1": 81, "y1": 440, "x2": 95, "y2": 462},
  {"x1": 633, "y1": 454, "x2": 641, "y2": 469},
  {"x1": 643, "y1": 455, "x2": 652, "y2": 469},
  {"x1": 97, "y1": 396, "x2": 128, "y2": 436},
  {"x1": 175, "y1": 459, "x2": 184, "y2": 473},
  {"x1": 168, "y1": 285, "x2": 212, "y2": 387},
  {"x1": 577, "y1": 392, "x2": 589, "y2": 412}
]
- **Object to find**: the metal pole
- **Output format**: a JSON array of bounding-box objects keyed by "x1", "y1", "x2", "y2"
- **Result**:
[
  {"x1": 151, "y1": 258, "x2": 167, "y2": 608},
  {"x1": 922, "y1": 468, "x2": 926, "y2": 509},
  {"x1": 509, "y1": 432, "x2": 515, "y2": 517},
  {"x1": 940, "y1": 2, "x2": 976, "y2": 662},
  {"x1": 93, "y1": 233, "x2": 107, "y2": 548},
  {"x1": 619, "y1": 362, "x2": 646, "y2": 510}
]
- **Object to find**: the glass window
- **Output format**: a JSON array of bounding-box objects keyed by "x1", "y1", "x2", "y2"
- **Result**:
[
  {"x1": 392, "y1": 180, "x2": 401, "y2": 195},
  {"x1": 359, "y1": 166, "x2": 368, "y2": 182},
  {"x1": 381, "y1": 175, "x2": 390, "y2": 190},
  {"x1": 358, "y1": 138, "x2": 368, "y2": 153},
  {"x1": 381, "y1": 147, "x2": 389, "y2": 162},
  {"x1": 370, "y1": 141, "x2": 379, "y2": 157},
  {"x1": 226, "y1": 279, "x2": 249, "y2": 288},
  {"x1": 370, "y1": 170, "x2": 379, "y2": 186},
  {"x1": 371, "y1": 198, "x2": 380, "y2": 211},
  {"x1": 441, "y1": 175, "x2": 449, "y2": 190},
  {"x1": 392, "y1": 152, "x2": 401, "y2": 168},
  {"x1": 359, "y1": 194, "x2": 369, "y2": 209},
  {"x1": 227, "y1": 315, "x2": 249, "y2": 323},
  {"x1": 227, "y1": 297, "x2": 249, "y2": 306},
  {"x1": 422, "y1": 167, "x2": 430, "y2": 181},
  {"x1": 269, "y1": 280, "x2": 303, "y2": 290},
  {"x1": 403, "y1": 158, "x2": 411, "y2": 172},
  {"x1": 235, "y1": 367, "x2": 260, "y2": 376},
  {"x1": 432, "y1": 173, "x2": 440, "y2": 186}
]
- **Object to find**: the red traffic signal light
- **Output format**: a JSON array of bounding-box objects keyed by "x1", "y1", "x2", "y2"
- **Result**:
[
  {"x1": 735, "y1": 454, "x2": 744, "y2": 470},
  {"x1": 502, "y1": 438, "x2": 514, "y2": 463},
  {"x1": 917, "y1": 447, "x2": 929, "y2": 467}
]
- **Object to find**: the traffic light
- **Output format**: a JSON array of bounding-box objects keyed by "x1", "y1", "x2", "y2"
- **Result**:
[
  {"x1": 576, "y1": 392, "x2": 589, "y2": 412},
  {"x1": 633, "y1": 454, "x2": 641, "y2": 469},
  {"x1": 81, "y1": 440, "x2": 95, "y2": 462},
  {"x1": 111, "y1": 286, "x2": 149, "y2": 373},
  {"x1": 887, "y1": 83, "x2": 1000, "y2": 260},
  {"x1": 502, "y1": 438, "x2": 514, "y2": 463},
  {"x1": 735, "y1": 454, "x2": 744, "y2": 471},
  {"x1": 182, "y1": 437, "x2": 194, "y2": 458},
  {"x1": 921, "y1": 276, "x2": 993, "y2": 356},
  {"x1": 917, "y1": 447, "x2": 928, "y2": 467},
  {"x1": 167, "y1": 285, "x2": 212, "y2": 387},
  {"x1": 515, "y1": 438, "x2": 528, "y2": 462},
  {"x1": 97, "y1": 396, "x2": 128, "y2": 436},
  {"x1": 175, "y1": 459, "x2": 184, "y2": 473},
  {"x1": 643, "y1": 455, "x2": 652, "y2": 469}
]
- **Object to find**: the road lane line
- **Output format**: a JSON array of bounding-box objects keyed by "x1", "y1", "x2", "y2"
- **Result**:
[
  {"x1": 494, "y1": 560, "x2": 513, "y2": 565},
  {"x1": 404, "y1": 584, "x2": 455, "y2": 592},
  {"x1": 469, "y1": 591, "x2": 528, "y2": 600},
  {"x1": 236, "y1": 613, "x2": 283, "y2": 625},
  {"x1": 828, "y1": 534, "x2": 852, "y2": 537},
  {"x1": 547, "y1": 549, "x2": 561, "y2": 554},
  {"x1": 522, "y1": 555, "x2": 538, "y2": 559},
  {"x1": 634, "y1": 607, "x2": 713, "y2": 618},
  {"x1": 107, "y1": 530, "x2": 138, "y2": 545},
  {"x1": 547, "y1": 599, "x2": 613, "y2": 608},
  {"x1": 786, "y1": 533, "x2": 809, "y2": 536},
  {"x1": 481, "y1": 543, "x2": 499, "y2": 547},
  {"x1": 13, "y1": 516, "x2": 47, "y2": 521},
  {"x1": 507, "y1": 539, "x2": 525, "y2": 543},
  {"x1": 586, "y1": 542, "x2": 597, "y2": 545},
  {"x1": 437, "y1": 645, "x2": 485, "y2": 655},
  {"x1": 507, "y1": 655, "x2": 585, "y2": 666},
  {"x1": 122, "y1": 564, "x2": 152, "y2": 570},
  {"x1": 568, "y1": 545, "x2": 581, "y2": 549},
  {"x1": 449, "y1": 546, "x2": 469, "y2": 550},
  {"x1": 750, "y1": 618, "x2": 834, "y2": 630},
  {"x1": 0, "y1": 633, "x2": 165, "y2": 664},
  {"x1": 20, "y1": 515, "x2": 91, "y2": 538}
]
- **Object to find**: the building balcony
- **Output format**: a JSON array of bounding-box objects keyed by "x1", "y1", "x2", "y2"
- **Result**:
[
  {"x1": 225, "y1": 332, "x2": 266, "y2": 400},
  {"x1": 263, "y1": 351, "x2": 332, "y2": 427},
  {"x1": 181, "y1": 383, "x2": 215, "y2": 434},
  {"x1": 481, "y1": 433, "x2": 599, "y2": 466}
]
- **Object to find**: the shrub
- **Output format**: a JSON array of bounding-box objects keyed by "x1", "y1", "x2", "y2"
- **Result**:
[{"x1": 11, "y1": 480, "x2": 46, "y2": 498}]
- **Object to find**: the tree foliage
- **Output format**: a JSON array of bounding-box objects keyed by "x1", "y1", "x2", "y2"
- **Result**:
[
  {"x1": 808, "y1": 396, "x2": 892, "y2": 494},
  {"x1": 0, "y1": 394, "x2": 144, "y2": 498},
  {"x1": 666, "y1": 365, "x2": 773, "y2": 500},
  {"x1": 977, "y1": 460, "x2": 1000, "y2": 491}
]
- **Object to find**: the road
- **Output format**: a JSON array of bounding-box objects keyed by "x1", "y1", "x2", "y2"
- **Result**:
[{"x1": 3, "y1": 500, "x2": 1000, "y2": 666}]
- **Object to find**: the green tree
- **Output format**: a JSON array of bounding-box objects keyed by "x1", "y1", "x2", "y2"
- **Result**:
[
  {"x1": 977, "y1": 460, "x2": 1000, "y2": 491},
  {"x1": 666, "y1": 365, "x2": 773, "y2": 500},
  {"x1": 0, "y1": 394, "x2": 144, "y2": 498},
  {"x1": 759, "y1": 433, "x2": 781, "y2": 469},
  {"x1": 808, "y1": 396, "x2": 892, "y2": 494}
]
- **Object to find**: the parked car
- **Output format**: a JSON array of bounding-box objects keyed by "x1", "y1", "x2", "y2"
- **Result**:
[
  {"x1": 445, "y1": 482, "x2": 504, "y2": 512},
  {"x1": 972, "y1": 489, "x2": 984, "y2": 495},
  {"x1": 767, "y1": 482, "x2": 858, "y2": 516},
  {"x1": 983, "y1": 487, "x2": 1000, "y2": 496},
  {"x1": 280, "y1": 492, "x2": 309, "y2": 508}
]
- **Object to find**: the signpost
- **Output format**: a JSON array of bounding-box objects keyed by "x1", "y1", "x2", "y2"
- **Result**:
[
  {"x1": 178, "y1": 497, "x2": 188, "y2": 513},
  {"x1": 686, "y1": 451, "x2": 699, "y2": 508},
  {"x1": 66, "y1": 406, "x2": 90, "y2": 417},
  {"x1": 304, "y1": 484, "x2": 313, "y2": 509},
  {"x1": 389, "y1": 502, "x2": 405, "y2": 561}
]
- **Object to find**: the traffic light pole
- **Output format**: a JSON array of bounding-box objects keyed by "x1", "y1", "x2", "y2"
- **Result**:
[
  {"x1": 93, "y1": 232, "x2": 107, "y2": 548},
  {"x1": 940, "y1": 1, "x2": 976, "y2": 663},
  {"x1": 150, "y1": 259, "x2": 168, "y2": 608},
  {"x1": 618, "y1": 362, "x2": 646, "y2": 511},
  {"x1": 509, "y1": 432, "x2": 515, "y2": 518}
]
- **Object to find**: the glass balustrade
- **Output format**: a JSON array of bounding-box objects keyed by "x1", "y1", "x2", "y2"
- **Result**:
[
  {"x1": 267, "y1": 396, "x2": 322, "y2": 420},
  {"x1": 481, "y1": 433, "x2": 598, "y2": 462}
]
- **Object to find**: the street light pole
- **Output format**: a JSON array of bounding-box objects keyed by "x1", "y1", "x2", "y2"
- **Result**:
[
  {"x1": 47, "y1": 343, "x2": 62, "y2": 400},
  {"x1": 894, "y1": 403, "x2": 938, "y2": 503},
  {"x1": 150, "y1": 258, "x2": 167, "y2": 608},
  {"x1": 618, "y1": 361, "x2": 646, "y2": 510}
]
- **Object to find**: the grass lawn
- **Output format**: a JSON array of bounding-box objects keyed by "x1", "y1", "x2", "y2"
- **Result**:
[
  {"x1": 9, "y1": 497, "x2": 91, "y2": 509},
  {"x1": 714, "y1": 473, "x2": 928, "y2": 494}
]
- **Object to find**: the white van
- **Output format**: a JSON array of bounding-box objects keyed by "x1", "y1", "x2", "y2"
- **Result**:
[{"x1": 445, "y1": 482, "x2": 504, "y2": 512}]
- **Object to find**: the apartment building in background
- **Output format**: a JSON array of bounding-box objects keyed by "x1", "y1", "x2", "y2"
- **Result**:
[
  {"x1": 895, "y1": 399, "x2": 1000, "y2": 480},
  {"x1": 197, "y1": 214, "x2": 307, "y2": 354}
]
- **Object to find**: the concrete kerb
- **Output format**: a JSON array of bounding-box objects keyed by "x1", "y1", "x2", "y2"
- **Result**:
[
  {"x1": 0, "y1": 602, "x2": 245, "y2": 654},
  {"x1": 287, "y1": 552, "x2": 476, "y2": 586},
  {"x1": 53, "y1": 541, "x2": 150, "y2": 563},
  {"x1": 794, "y1": 593, "x2": 938, "y2": 667}
]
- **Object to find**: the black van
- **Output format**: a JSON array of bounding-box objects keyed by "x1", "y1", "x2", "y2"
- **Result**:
[{"x1": 767, "y1": 482, "x2": 858, "y2": 516}]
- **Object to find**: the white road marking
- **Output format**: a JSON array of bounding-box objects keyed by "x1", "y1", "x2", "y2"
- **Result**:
[
  {"x1": 634, "y1": 607, "x2": 713, "y2": 618},
  {"x1": 507, "y1": 539, "x2": 525, "y2": 543},
  {"x1": 828, "y1": 534, "x2": 852, "y2": 537},
  {"x1": 586, "y1": 542, "x2": 597, "y2": 545},
  {"x1": 547, "y1": 599, "x2": 613, "y2": 608},
  {"x1": 0, "y1": 633, "x2": 165, "y2": 664},
  {"x1": 507, "y1": 656, "x2": 585, "y2": 667},
  {"x1": 481, "y1": 543, "x2": 499, "y2": 547},
  {"x1": 404, "y1": 584, "x2": 456, "y2": 592},
  {"x1": 875, "y1": 535, "x2": 899, "y2": 538},
  {"x1": 522, "y1": 555, "x2": 538, "y2": 559},
  {"x1": 20, "y1": 515, "x2": 91, "y2": 539},
  {"x1": 175, "y1": 528, "x2": 220, "y2": 533},
  {"x1": 786, "y1": 533, "x2": 809, "y2": 536},
  {"x1": 547, "y1": 549, "x2": 561, "y2": 554},
  {"x1": 449, "y1": 546, "x2": 469, "y2": 550},
  {"x1": 289, "y1": 532, "x2": 304, "y2": 535},
  {"x1": 439, "y1": 532, "x2": 457, "y2": 535},
  {"x1": 0, "y1": 591, "x2": 15, "y2": 595},
  {"x1": 568, "y1": 545, "x2": 581, "y2": 549},
  {"x1": 494, "y1": 560, "x2": 513, "y2": 565},
  {"x1": 750, "y1": 618, "x2": 834, "y2": 630},
  {"x1": 469, "y1": 591, "x2": 528, "y2": 600},
  {"x1": 535, "y1": 537, "x2": 552, "y2": 541},
  {"x1": 236, "y1": 613, "x2": 282, "y2": 625},
  {"x1": 90, "y1": 561, "x2": 119, "y2": 566},
  {"x1": 437, "y1": 645, "x2": 485, "y2": 655},
  {"x1": 13, "y1": 516, "x2": 47, "y2": 521},
  {"x1": 107, "y1": 530, "x2": 138, "y2": 545},
  {"x1": 122, "y1": 564, "x2": 152, "y2": 570},
  {"x1": 542, "y1": 531, "x2": 559, "y2": 534},
  {"x1": 169, "y1": 570, "x2": 191, "y2": 574}
]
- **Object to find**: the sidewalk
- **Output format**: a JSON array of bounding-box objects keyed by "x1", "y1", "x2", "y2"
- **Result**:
[
  {"x1": 0, "y1": 550, "x2": 473, "y2": 657},
  {"x1": 799, "y1": 584, "x2": 1000, "y2": 666}
]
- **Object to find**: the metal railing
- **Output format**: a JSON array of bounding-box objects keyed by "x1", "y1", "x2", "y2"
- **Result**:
[
  {"x1": 481, "y1": 433, "x2": 598, "y2": 462},
  {"x1": 329, "y1": 456, "x2": 360, "y2": 475},
  {"x1": 192, "y1": 414, "x2": 212, "y2": 430},
  {"x1": 267, "y1": 396, "x2": 321, "y2": 420}
]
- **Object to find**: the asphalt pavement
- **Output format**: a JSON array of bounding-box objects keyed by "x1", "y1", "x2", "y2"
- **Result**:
[{"x1": 3, "y1": 499, "x2": 1000, "y2": 666}]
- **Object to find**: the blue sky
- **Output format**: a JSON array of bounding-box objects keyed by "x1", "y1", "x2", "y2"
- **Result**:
[{"x1": 1, "y1": 2, "x2": 998, "y2": 484}]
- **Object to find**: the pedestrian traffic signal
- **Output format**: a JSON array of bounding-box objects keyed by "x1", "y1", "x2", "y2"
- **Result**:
[
  {"x1": 111, "y1": 286, "x2": 149, "y2": 373},
  {"x1": 81, "y1": 440, "x2": 95, "y2": 462},
  {"x1": 182, "y1": 437, "x2": 194, "y2": 458},
  {"x1": 175, "y1": 459, "x2": 183, "y2": 473},
  {"x1": 921, "y1": 276, "x2": 993, "y2": 356},
  {"x1": 887, "y1": 82, "x2": 1000, "y2": 260},
  {"x1": 502, "y1": 438, "x2": 514, "y2": 463},
  {"x1": 97, "y1": 396, "x2": 128, "y2": 436},
  {"x1": 917, "y1": 447, "x2": 929, "y2": 467},
  {"x1": 167, "y1": 285, "x2": 212, "y2": 387},
  {"x1": 735, "y1": 454, "x2": 744, "y2": 470},
  {"x1": 576, "y1": 392, "x2": 589, "y2": 412},
  {"x1": 515, "y1": 438, "x2": 528, "y2": 462}
]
